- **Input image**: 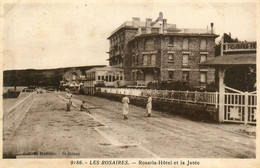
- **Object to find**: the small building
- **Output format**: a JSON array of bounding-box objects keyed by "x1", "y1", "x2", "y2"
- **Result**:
[
  {"x1": 60, "y1": 68, "x2": 86, "y2": 93},
  {"x1": 84, "y1": 66, "x2": 124, "y2": 94}
]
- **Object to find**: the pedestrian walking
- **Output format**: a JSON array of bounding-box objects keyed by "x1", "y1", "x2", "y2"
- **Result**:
[
  {"x1": 146, "y1": 95, "x2": 152, "y2": 117},
  {"x1": 66, "y1": 90, "x2": 72, "y2": 111},
  {"x1": 122, "y1": 94, "x2": 130, "y2": 120},
  {"x1": 79, "y1": 100, "x2": 91, "y2": 114}
]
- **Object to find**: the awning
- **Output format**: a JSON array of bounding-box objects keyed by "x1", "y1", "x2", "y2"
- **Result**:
[{"x1": 200, "y1": 53, "x2": 256, "y2": 67}]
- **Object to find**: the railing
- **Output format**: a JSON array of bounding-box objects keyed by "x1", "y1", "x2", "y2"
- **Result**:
[
  {"x1": 98, "y1": 87, "x2": 256, "y2": 124},
  {"x1": 179, "y1": 28, "x2": 210, "y2": 34},
  {"x1": 99, "y1": 87, "x2": 218, "y2": 106}
]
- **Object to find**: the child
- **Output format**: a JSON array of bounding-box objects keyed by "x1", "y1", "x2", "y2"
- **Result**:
[{"x1": 79, "y1": 100, "x2": 91, "y2": 114}]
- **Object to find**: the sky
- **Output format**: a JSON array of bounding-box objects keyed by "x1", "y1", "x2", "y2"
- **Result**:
[{"x1": 3, "y1": 0, "x2": 258, "y2": 70}]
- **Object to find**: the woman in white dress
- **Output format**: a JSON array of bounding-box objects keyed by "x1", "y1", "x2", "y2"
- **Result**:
[
  {"x1": 146, "y1": 95, "x2": 152, "y2": 117},
  {"x1": 122, "y1": 94, "x2": 130, "y2": 120}
]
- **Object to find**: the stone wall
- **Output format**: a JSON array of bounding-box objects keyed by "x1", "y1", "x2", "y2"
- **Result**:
[
  {"x1": 124, "y1": 33, "x2": 217, "y2": 87},
  {"x1": 160, "y1": 36, "x2": 216, "y2": 87}
]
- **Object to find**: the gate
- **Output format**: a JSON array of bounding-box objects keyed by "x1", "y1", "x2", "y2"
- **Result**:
[{"x1": 223, "y1": 86, "x2": 256, "y2": 124}]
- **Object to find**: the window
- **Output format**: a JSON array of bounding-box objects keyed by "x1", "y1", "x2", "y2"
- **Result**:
[
  {"x1": 182, "y1": 71, "x2": 189, "y2": 82},
  {"x1": 183, "y1": 38, "x2": 189, "y2": 50},
  {"x1": 132, "y1": 72, "x2": 136, "y2": 81},
  {"x1": 120, "y1": 76, "x2": 123, "y2": 80},
  {"x1": 169, "y1": 37, "x2": 174, "y2": 45},
  {"x1": 168, "y1": 54, "x2": 174, "y2": 61},
  {"x1": 200, "y1": 55, "x2": 207, "y2": 63},
  {"x1": 102, "y1": 76, "x2": 105, "y2": 80},
  {"x1": 98, "y1": 76, "x2": 101, "y2": 80},
  {"x1": 182, "y1": 54, "x2": 189, "y2": 66},
  {"x1": 168, "y1": 71, "x2": 174, "y2": 80},
  {"x1": 200, "y1": 72, "x2": 207, "y2": 83},
  {"x1": 132, "y1": 56, "x2": 135, "y2": 65},
  {"x1": 143, "y1": 54, "x2": 148, "y2": 66},
  {"x1": 151, "y1": 54, "x2": 156, "y2": 66},
  {"x1": 72, "y1": 75, "x2": 76, "y2": 80},
  {"x1": 144, "y1": 38, "x2": 154, "y2": 50},
  {"x1": 105, "y1": 76, "x2": 108, "y2": 82},
  {"x1": 200, "y1": 39, "x2": 207, "y2": 50}
]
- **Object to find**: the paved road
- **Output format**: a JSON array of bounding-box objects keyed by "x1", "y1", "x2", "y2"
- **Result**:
[{"x1": 3, "y1": 92, "x2": 256, "y2": 158}]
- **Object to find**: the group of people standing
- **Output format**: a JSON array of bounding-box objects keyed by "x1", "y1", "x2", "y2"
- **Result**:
[
  {"x1": 122, "y1": 94, "x2": 152, "y2": 120},
  {"x1": 66, "y1": 90, "x2": 152, "y2": 120}
]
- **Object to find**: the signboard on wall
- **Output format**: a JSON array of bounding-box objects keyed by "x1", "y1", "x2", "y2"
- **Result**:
[{"x1": 223, "y1": 42, "x2": 256, "y2": 52}]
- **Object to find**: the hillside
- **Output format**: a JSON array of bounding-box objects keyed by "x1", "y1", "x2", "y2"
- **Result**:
[{"x1": 3, "y1": 65, "x2": 106, "y2": 87}]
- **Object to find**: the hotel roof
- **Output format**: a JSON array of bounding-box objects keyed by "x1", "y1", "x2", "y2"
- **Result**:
[{"x1": 107, "y1": 18, "x2": 216, "y2": 39}]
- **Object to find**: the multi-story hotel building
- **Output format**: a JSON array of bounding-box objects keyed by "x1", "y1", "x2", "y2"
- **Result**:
[{"x1": 107, "y1": 17, "x2": 219, "y2": 87}]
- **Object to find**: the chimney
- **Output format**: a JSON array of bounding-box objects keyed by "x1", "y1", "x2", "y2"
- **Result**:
[
  {"x1": 132, "y1": 17, "x2": 140, "y2": 27},
  {"x1": 146, "y1": 18, "x2": 152, "y2": 34},
  {"x1": 163, "y1": 19, "x2": 167, "y2": 33},
  {"x1": 146, "y1": 18, "x2": 152, "y2": 27},
  {"x1": 210, "y1": 23, "x2": 214, "y2": 33},
  {"x1": 159, "y1": 24, "x2": 163, "y2": 34}
]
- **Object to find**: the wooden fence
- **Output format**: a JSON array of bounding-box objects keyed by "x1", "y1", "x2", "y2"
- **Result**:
[
  {"x1": 99, "y1": 87, "x2": 218, "y2": 107},
  {"x1": 98, "y1": 87, "x2": 256, "y2": 124}
]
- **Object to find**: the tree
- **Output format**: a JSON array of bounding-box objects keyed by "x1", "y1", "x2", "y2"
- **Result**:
[
  {"x1": 215, "y1": 33, "x2": 256, "y2": 92},
  {"x1": 215, "y1": 33, "x2": 239, "y2": 56}
]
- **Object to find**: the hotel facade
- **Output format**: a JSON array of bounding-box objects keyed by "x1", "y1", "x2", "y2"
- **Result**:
[{"x1": 107, "y1": 17, "x2": 219, "y2": 88}]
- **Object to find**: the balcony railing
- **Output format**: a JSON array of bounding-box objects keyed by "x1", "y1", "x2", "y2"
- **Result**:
[{"x1": 134, "y1": 64, "x2": 158, "y2": 68}]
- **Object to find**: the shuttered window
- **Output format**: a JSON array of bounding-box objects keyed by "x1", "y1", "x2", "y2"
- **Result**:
[
  {"x1": 183, "y1": 54, "x2": 189, "y2": 65},
  {"x1": 183, "y1": 38, "x2": 189, "y2": 50},
  {"x1": 200, "y1": 72, "x2": 207, "y2": 83},
  {"x1": 151, "y1": 54, "x2": 156, "y2": 65},
  {"x1": 200, "y1": 55, "x2": 207, "y2": 63},
  {"x1": 200, "y1": 39, "x2": 207, "y2": 50},
  {"x1": 144, "y1": 38, "x2": 154, "y2": 50},
  {"x1": 143, "y1": 55, "x2": 148, "y2": 66}
]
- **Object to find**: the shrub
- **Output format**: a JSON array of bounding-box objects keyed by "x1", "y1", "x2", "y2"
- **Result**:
[{"x1": 96, "y1": 83, "x2": 105, "y2": 87}]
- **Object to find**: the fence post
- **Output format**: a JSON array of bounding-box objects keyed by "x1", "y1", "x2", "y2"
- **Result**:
[
  {"x1": 244, "y1": 92, "x2": 249, "y2": 125},
  {"x1": 218, "y1": 68, "x2": 226, "y2": 122},
  {"x1": 215, "y1": 91, "x2": 218, "y2": 108}
]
